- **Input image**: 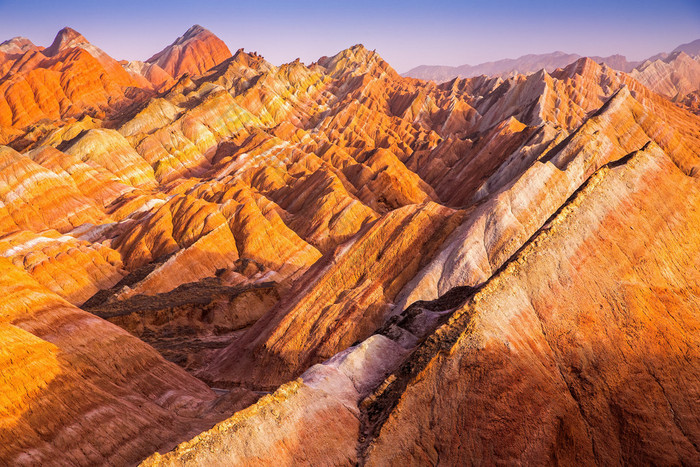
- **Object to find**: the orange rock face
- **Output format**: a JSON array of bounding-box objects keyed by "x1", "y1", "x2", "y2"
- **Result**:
[
  {"x1": 146, "y1": 25, "x2": 232, "y2": 79},
  {"x1": 0, "y1": 229, "x2": 124, "y2": 305},
  {"x1": 364, "y1": 145, "x2": 700, "y2": 466},
  {"x1": 0, "y1": 28, "x2": 150, "y2": 147},
  {"x1": 0, "y1": 257, "x2": 249, "y2": 465},
  {"x1": 1, "y1": 24, "x2": 699, "y2": 466},
  {"x1": 0, "y1": 146, "x2": 107, "y2": 233},
  {"x1": 200, "y1": 202, "x2": 464, "y2": 389}
]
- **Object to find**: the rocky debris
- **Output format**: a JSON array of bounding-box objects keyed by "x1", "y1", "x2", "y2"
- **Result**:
[{"x1": 85, "y1": 277, "x2": 279, "y2": 372}]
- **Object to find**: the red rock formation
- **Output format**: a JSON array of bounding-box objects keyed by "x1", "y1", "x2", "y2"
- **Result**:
[
  {"x1": 0, "y1": 27, "x2": 698, "y2": 466},
  {"x1": 0, "y1": 28, "x2": 147, "y2": 146},
  {"x1": 146, "y1": 25, "x2": 232, "y2": 78},
  {"x1": 28, "y1": 145, "x2": 132, "y2": 207},
  {"x1": 0, "y1": 146, "x2": 107, "y2": 233},
  {"x1": 0, "y1": 37, "x2": 39, "y2": 57},
  {"x1": 145, "y1": 143, "x2": 700, "y2": 467},
  {"x1": 0, "y1": 229, "x2": 124, "y2": 305},
  {"x1": 122, "y1": 60, "x2": 175, "y2": 91},
  {"x1": 201, "y1": 202, "x2": 464, "y2": 389}
]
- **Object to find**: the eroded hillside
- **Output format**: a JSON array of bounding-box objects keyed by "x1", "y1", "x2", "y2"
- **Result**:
[{"x1": 0, "y1": 25, "x2": 698, "y2": 466}]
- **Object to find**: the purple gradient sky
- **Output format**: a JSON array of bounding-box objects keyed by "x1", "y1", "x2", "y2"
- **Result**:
[{"x1": 0, "y1": 0, "x2": 698, "y2": 72}]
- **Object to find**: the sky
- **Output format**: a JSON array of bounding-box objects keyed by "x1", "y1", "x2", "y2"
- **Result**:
[{"x1": 0, "y1": 0, "x2": 698, "y2": 72}]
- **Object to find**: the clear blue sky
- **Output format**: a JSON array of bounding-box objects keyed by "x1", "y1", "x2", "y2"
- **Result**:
[{"x1": 0, "y1": 0, "x2": 698, "y2": 72}]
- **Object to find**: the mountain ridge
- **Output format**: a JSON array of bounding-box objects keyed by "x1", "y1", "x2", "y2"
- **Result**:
[{"x1": 402, "y1": 42, "x2": 700, "y2": 82}]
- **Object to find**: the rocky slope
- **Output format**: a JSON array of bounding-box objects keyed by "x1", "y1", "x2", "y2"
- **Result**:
[
  {"x1": 0, "y1": 25, "x2": 699, "y2": 466},
  {"x1": 143, "y1": 142, "x2": 700, "y2": 467},
  {"x1": 0, "y1": 257, "x2": 256, "y2": 465},
  {"x1": 631, "y1": 51, "x2": 700, "y2": 99},
  {"x1": 0, "y1": 27, "x2": 147, "y2": 147},
  {"x1": 146, "y1": 25, "x2": 232, "y2": 79},
  {"x1": 363, "y1": 143, "x2": 700, "y2": 465}
]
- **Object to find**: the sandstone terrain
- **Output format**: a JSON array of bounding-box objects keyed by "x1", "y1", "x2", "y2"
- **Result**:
[{"x1": 0, "y1": 25, "x2": 698, "y2": 466}]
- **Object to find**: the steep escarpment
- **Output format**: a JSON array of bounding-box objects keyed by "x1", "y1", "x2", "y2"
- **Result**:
[{"x1": 364, "y1": 144, "x2": 700, "y2": 465}]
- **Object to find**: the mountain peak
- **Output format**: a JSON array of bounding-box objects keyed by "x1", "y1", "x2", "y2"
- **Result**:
[
  {"x1": 672, "y1": 38, "x2": 700, "y2": 57},
  {"x1": 318, "y1": 43, "x2": 396, "y2": 78},
  {"x1": 557, "y1": 56, "x2": 603, "y2": 79},
  {"x1": 349, "y1": 43, "x2": 369, "y2": 53},
  {"x1": 146, "y1": 25, "x2": 231, "y2": 78},
  {"x1": 183, "y1": 24, "x2": 207, "y2": 39},
  {"x1": 0, "y1": 36, "x2": 37, "y2": 55},
  {"x1": 44, "y1": 27, "x2": 88, "y2": 57}
]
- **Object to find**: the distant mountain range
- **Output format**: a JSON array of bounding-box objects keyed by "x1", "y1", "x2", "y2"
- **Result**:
[{"x1": 404, "y1": 38, "x2": 700, "y2": 82}]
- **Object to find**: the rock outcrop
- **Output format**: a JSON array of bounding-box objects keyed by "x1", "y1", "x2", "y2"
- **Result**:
[{"x1": 364, "y1": 144, "x2": 700, "y2": 465}]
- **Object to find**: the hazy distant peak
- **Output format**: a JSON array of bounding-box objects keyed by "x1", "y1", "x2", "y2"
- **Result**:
[{"x1": 672, "y1": 38, "x2": 700, "y2": 57}]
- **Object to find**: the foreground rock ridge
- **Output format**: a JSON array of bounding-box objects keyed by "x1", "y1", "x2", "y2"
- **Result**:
[{"x1": 0, "y1": 26, "x2": 698, "y2": 466}]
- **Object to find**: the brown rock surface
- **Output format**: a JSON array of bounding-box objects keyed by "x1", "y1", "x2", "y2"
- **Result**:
[{"x1": 86, "y1": 276, "x2": 279, "y2": 372}]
